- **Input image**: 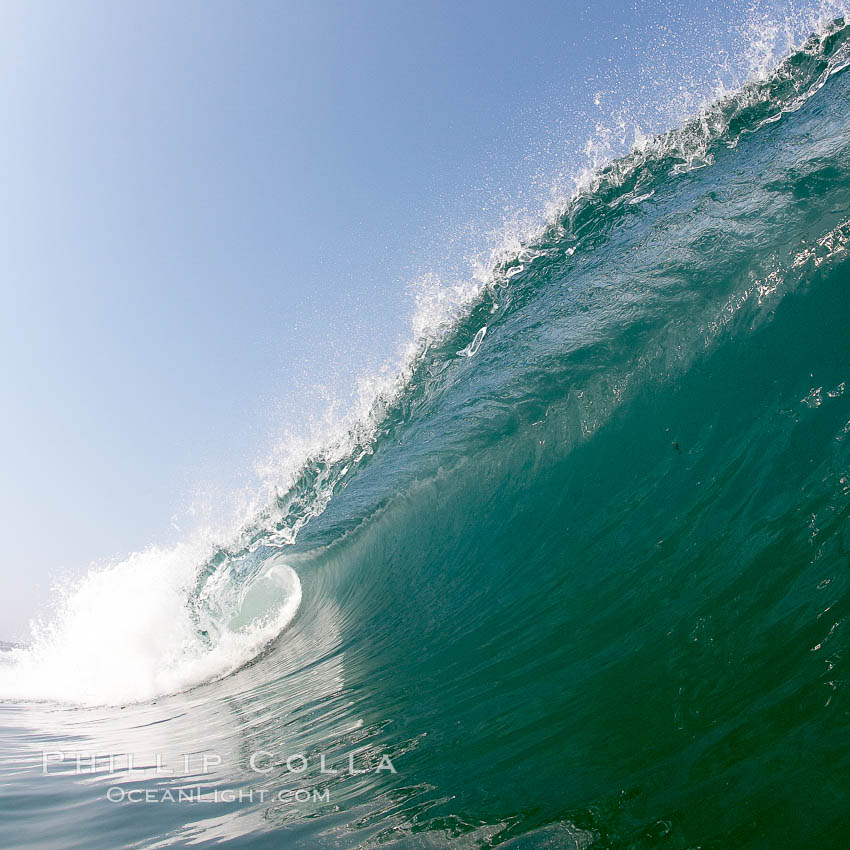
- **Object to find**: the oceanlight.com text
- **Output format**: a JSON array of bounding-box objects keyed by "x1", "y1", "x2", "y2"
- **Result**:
[{"x1": 105, "y1": 786, "x2": 331, "y2": 804}]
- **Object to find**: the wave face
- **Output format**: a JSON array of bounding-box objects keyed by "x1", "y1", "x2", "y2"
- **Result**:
[{"x1": 4, "y1": 18, "x2": 850, "y2": 850}]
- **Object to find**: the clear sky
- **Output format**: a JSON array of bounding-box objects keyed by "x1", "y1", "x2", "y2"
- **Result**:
[{"x1": 0, "y1": 0, "x2": 805, "y2": 638}]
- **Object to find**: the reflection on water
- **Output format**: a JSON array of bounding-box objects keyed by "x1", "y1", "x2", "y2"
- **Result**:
[{"x1": 1, "y1": 588, "x2": 410, "y2": 848}]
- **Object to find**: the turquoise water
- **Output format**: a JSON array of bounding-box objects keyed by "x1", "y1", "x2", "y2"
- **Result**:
[{"x1": 3, "y1": 19, "x2": 850, "y2": 850}]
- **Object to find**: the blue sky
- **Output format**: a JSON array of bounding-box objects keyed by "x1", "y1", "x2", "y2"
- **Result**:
[{"x1": 0, "y1": 0, "x2": 802, "y2": 637}]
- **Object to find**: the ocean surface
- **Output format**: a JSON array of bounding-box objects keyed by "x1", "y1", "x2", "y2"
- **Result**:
[{"x1": 3, "y1": 16, "x2": 850, "y2": 850}]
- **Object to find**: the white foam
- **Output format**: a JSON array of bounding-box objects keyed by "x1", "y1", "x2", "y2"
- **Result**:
[{"x1": 0, "y1": 543, "x2": 301, "y2": 706}]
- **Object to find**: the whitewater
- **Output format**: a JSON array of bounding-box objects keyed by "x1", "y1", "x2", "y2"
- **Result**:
[{"x1": 3, "y1": 5, "x2": 850, "y2": 849}]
